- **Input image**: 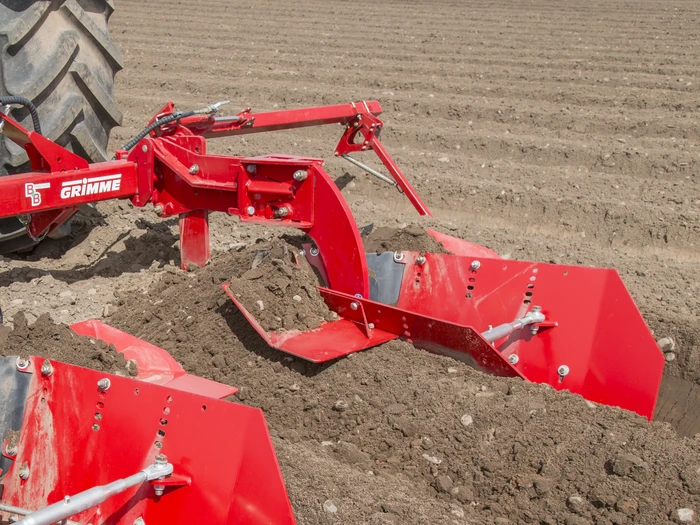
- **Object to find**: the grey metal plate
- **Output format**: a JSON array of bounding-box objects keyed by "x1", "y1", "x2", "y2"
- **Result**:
[
  {"x1": 366, "y1": 252, "x2": 405, "y2": 305},
  {"x1": 0, "y1": 356, "x2": 30, "y2": 479}
]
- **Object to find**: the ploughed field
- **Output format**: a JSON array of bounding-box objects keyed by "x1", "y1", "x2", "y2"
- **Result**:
[{"x1": 1, "y1": 0, "x2": 699, "y2": 523}]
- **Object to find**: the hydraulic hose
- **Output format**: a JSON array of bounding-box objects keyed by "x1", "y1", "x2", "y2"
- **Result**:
[
  {"x1": 118, "y1": 100, "x2": 229, "y2": 155},
  {"x1": 0, "y1": 96, "x2": 42, "y2": 135},
  {"x1": 119, "y1": 110, "x2": 196, "y2": 153}
]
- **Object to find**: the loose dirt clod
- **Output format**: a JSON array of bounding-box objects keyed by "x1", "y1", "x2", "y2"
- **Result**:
[
  {"x1": 362, "y1": 224, "x2": 450, "y2": 254},
  {"x1": 228, "y1": 240, "x2": 335, "y2": 332},
  {"x1": 0, "y1": 312, "x2": 127, "y2": 374}
]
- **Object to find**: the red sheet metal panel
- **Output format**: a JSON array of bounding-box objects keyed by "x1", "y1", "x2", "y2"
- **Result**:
[
  {"x1": 0, "y1": 358, "x2": 296, "y2": 525},
  {"x1": 70, "y1": 320, "x2": 236, "y2": 399},
  {"x1": 395, "y1": 252, "x2": 664, "y2": 419}
]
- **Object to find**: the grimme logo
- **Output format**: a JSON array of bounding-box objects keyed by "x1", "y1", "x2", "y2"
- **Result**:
[{"x1": 60, "y1": 174, "x2": 121, "y2": 199}]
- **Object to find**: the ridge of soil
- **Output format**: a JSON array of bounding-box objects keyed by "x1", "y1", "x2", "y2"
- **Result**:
[
  {"x1": 362, "y1": 225, "x2": 450, "y2": 254},
  {"x1": 0, "y1": 312, "x2": 128, "y2": 374},
  {"x1": 228, "y1": 240, "x2": 336, "y2": 332}
]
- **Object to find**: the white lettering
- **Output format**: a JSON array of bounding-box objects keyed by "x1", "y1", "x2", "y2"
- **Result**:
[{"x1": 59, "y1": 174, "x2": 122, "y2": 200}]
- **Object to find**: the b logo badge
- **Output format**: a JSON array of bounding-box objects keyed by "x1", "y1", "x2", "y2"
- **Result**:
[{"x1": 24, "y1": 182, "x2": 50, "y2": 206}]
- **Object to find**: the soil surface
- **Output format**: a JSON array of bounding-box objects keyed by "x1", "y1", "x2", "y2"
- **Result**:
[
  {"x1": 362, "y1": 225, "x2": 450, "y2": 254},
  {"x1": 0, "y1": 0, "x2": 699, "y2": 523}
]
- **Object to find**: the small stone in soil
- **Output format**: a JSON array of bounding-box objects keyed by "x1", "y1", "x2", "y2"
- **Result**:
[
  {"x1": 677, "y1": 508, "x2": 694, "y2": 522},
  {"x1": 460, "y1": 414, "x2": 473, "y2": 427},
  {"x1": 126, "y1": 359, "x2": 138, "y2": 377},
  {"x1": 422, "y1": 453, "x2": 441, "y2": 465},
  {"x1": 657, "y1": 336, "x2": 675, "y2": 352},
  {"x1": 333, "y1": 400, "x2": 349, "y2": 412},
  {"x1": 323, "y1": 500, "x2": 338, "y2": 514}
]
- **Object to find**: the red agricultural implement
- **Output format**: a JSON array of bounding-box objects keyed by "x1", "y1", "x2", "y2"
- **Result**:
[{"x1": 0, "y1": 98, "x2": 664, "y2": 524}]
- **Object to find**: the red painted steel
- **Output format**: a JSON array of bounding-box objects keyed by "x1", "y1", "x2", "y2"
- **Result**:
[
  {"x1": 319, "y1": 289, "x2": 522, "y2": 376},
  {"x1": 222, "y1": 283, "x2": 396, "y2": 362},
  {"x1": 333, "y1": 110, "x2": 431, "y2": 216},
  {"x1": 70, "y1": 320, "x2": 236, "y2": 399},
  {"x1": 394, "y1": 252, "x2": 664, "y2": 419},
  {"x1": 0, "y1": 358, "x2": 296, "y2": 525},
  {"x1": 179, "y1": 210, "x2": 210, "y2": 270},
  {"x1": 180, "y1": 100, "x2": 384, "y2": 136},
  {"x1": 0, "y1": 159, "x2": 137, "y2": 216}
]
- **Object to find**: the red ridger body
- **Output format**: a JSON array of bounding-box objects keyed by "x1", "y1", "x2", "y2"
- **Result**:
[{"x1": 0, "y1": 100, "x2": 663, "y2": 525}]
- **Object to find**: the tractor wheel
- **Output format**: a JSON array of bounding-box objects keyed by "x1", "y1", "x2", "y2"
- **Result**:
[{"x1": 0, "y1": 0, "x2": 123, "y2": 254}]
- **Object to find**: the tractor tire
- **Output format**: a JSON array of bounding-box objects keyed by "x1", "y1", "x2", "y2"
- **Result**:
[{"x1": 0, "y1": 0, "x2": 123, "y2": 254}]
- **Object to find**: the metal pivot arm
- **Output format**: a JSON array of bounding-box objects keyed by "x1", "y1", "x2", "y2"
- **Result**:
[
  {"x1": 333, "y1": 110, "x2": 432, "y2": 216},
  {"x1": 176, "y1": 100, "x2": 432, "y2": 216},
  {"x1": 15, "y1": 456, "x2": 174, "y2": 525},
  {"x1": 481, "y1": 306, "x2": 547, "y2": 343}
]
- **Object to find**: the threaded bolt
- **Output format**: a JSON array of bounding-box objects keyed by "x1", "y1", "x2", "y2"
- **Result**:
[
  {"x1": 293, "y1": 170, "x2": 307, "y2": 181},
  {"x1": 189, "y1": 164, "x2": 200, "y2": 175},
  {"x1": 41, "y1": 360, "x2": 53, "y2": 376},
  {"x1": 97, "y1": 378, "x2": 111, "y2": 391}
]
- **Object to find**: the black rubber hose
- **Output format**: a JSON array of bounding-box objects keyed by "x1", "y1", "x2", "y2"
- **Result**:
[
  {"x1": 0, "y1": 96, "x2": 42, "y2": 135},
  {"x1": 119, "y1": 110, "x2": 196, "y2": 153}
]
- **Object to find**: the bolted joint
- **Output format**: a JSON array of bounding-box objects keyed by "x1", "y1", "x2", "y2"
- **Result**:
[
  {"x1": 274, "y1": 206, "x2": 290, "y2": 218},
  {"x1": 5, "y1": 442, "x2": 17, "y2": 457},
  {"x1": 246, "y1": 164, "x2": 256, "y2": 174},
  {"x1": 154, "y1": 205, "x2": 164, "y2": 217},
  {"x1": 18, "y1": 462, "x2": 29, "y2": 480},
  {"x1": 416, "y1": 255, "x2": 426, "y2": 265},
  {"x1": 97, "y1": 378, "x2": 111, "y2": 391},
  {"x1": 557, "y1": 365, "x2": 570, "y2": 383},
  {"x1": 393, "y1": 251, "x2": 405, "y2": 263},
  {"x1": 470, "y1": 260, "x2": 481, "y2": 271},
  {"x1": 309, "y1": 247, "x2": 320, "y2": 257},
  {"x1": 292, "y1": 170, "x2": 307, "y2": 181},
  {"x1": 41, "y1": 359, "x2": 53, "y2": 377},
  {"x1": 16, "y1": 357, "x2": 29, "y2": 371},
  {"x1": 153, "y1": 485, "x2": 165, "y2": 497},
  {"x1": 246, "y1": 206, "x2": 255, "y2": 216},
  {"x1": 508, "y1": 354, "x2": 519, "y2": 365},
  {"x1": 188, "y1": 164, "x2": 200, "y2": 175},
  {"x1": 350, "y1": 302, "x2": 359, "y2": 311}
]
